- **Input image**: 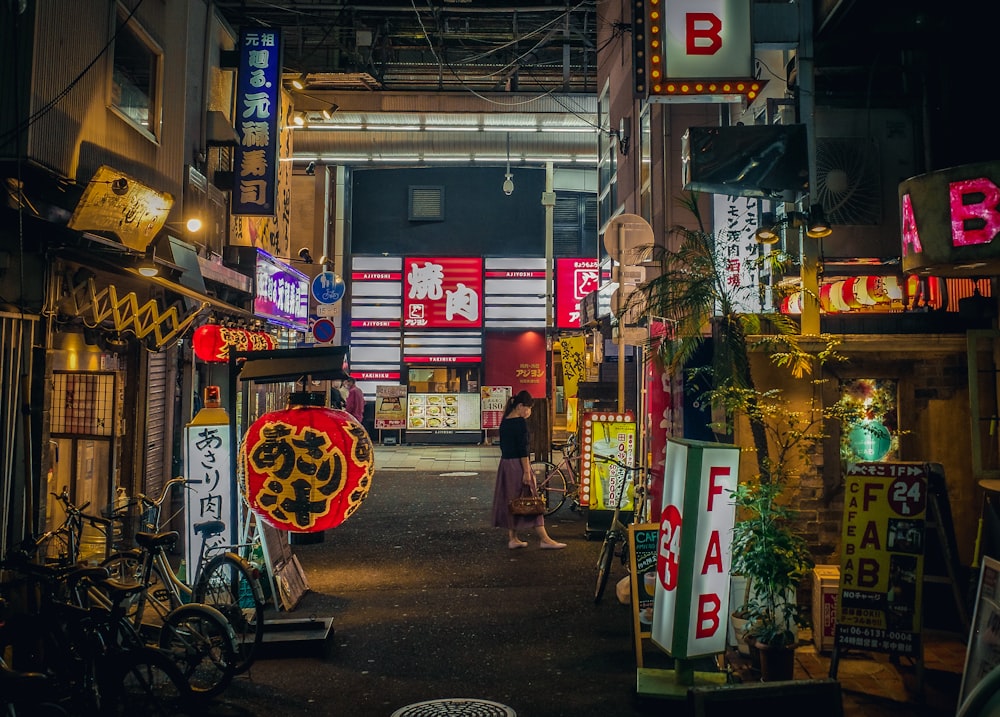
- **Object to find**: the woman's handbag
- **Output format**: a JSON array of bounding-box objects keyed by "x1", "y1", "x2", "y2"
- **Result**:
[{"x1": 509, "y1": 488, "x2": 546, "y2": 516}]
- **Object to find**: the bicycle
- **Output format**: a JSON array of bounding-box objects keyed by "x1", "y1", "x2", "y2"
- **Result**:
[
  {"x1": 592, "y1": 453, "x2": 650, "y2": 605},
  {"x1": 102, "y1": 477, "x2": 265, "y2": 676},
  {"x1": 95, "y1": 530, "x2": 240, "y2": 699},
  {"x1": 0, "y1": 553, "x2": 191, "y2": 716},
  {"x1": 36, "y1": 487, "x2": 243, "y2": 700},
  {"x1": 531, "y1": 433, "x2": 583, "y2": 516},
  {"x1": 33, "y1": 489, "x2": 118, "y2": 568}
]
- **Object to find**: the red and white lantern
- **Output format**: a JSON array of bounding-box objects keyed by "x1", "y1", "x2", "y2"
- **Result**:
[{"x1": 240, "y1": 393, "x2": 375, "y2": 532}]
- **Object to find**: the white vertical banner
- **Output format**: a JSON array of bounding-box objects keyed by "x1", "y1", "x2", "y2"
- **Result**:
[
  {"x1": 183, "y1": 408, "x2": 234, "y2": 585},
  {"x1": 713, "y1": 195, "x2": 765, "y2": 314}
]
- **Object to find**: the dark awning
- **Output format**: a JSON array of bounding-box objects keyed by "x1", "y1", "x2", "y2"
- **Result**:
[{"x1": 234, "y1": 345, "x2": 350, "y2": 384}]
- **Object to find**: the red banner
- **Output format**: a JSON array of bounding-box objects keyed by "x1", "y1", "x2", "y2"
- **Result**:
[
  {"x1": 403, "y1": 257, "x2": 483, "y2": 328},
  {"x1": 484, "y1": 331, "x2": 546, "y2": 397},
  {"x1": 556, "y1": 258, "x2": 599, "y2": 328}
]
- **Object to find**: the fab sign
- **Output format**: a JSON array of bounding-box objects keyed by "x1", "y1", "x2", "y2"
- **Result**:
[{"x1": 651, "y1": 441, "x2": 738, "y2": 660}]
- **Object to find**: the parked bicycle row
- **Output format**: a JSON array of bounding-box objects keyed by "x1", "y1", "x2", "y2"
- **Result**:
[{"x1": 1, "y1": 481, "x2": 267, "y2": 716}]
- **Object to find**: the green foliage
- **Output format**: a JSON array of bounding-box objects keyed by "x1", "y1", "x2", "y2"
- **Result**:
[
  {"x1": 628, "y1": 191, "x2": 856, "y2": 647},
  {"x1": 730, "y1": 480, "x2": 815, "y2": 647}
]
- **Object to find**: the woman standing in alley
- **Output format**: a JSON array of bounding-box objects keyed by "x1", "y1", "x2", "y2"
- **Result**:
[{"x1": 491, "y1": 390, "x2": 566, "y2": 550}]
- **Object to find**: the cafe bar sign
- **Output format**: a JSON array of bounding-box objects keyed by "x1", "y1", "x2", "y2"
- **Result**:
[{"x1": 899, "y1": 160, "x2": 1000, "y2": 277}]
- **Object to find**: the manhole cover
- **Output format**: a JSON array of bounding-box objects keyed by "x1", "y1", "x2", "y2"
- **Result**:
[
  {"x1": 439, "y1": 471, "x2": 479, "y2": 476},
  {"x1": 390, "y1": 698, "x2": 515, "y2": 717}
]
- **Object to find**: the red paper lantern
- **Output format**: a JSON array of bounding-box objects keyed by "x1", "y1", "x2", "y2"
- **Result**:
[
  {"x1": 193, "y1": 325, "x2": 275, "y2": 362},
  {"x1": 193, "y1": 324, "x2": 228, "y2": 362},
  {"x1": 240, "y1": 393, "x2": 374, "y2": 532},
  {"x1": 819, "y1": 284, "x2": 838, "y2": 313}
]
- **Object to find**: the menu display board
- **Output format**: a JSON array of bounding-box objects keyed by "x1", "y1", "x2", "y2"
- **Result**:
[
  {"x1": 480, "y1": 386, "x2": 511, "y2": 430},
  {"x1": 628, "y1": 523, "x2": 659, "y2": 667},
  {"x1": 374, "y1": 385, "x2": 407, "y2": 430},
  {"x1": 836, "y1": 462, "x2": 926, "y2": 659},
  {"x1": 406, "y1": 393, "x2": 481, "y2": 431}
]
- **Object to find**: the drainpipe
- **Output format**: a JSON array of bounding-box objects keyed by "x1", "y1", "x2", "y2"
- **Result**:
[
  {"x1": 798, "y1": 0, "x2": 820, "y2": 336},
  {"x1": 542, "y1": 161, "x2": 556, "y2": 445}
]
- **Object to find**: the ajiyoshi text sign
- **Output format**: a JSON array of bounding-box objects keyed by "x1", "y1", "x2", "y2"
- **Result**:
[{"x1": 651, "y1": 438, "x2": 739, "y2": 659}]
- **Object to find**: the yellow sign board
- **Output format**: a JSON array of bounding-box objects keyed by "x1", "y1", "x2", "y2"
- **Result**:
[{"x1": 68, "y1": 165, "x2": 173, "y2": 251}]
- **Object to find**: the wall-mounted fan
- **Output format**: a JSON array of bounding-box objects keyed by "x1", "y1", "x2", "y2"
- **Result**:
[{"x1": 814, "y1": 137, "x2": 882, "y2": 226}]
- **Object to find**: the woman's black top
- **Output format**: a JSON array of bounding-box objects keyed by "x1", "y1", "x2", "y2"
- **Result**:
[{"x1": 499, "y1": 416, "x2": 530, "y2": 459}]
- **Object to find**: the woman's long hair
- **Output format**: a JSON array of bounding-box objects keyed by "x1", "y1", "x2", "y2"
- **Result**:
[{"x1": 503, "y1": 390, "x2": 534, "y2": 417}]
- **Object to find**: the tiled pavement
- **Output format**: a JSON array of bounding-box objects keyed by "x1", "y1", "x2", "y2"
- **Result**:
[{"x1": 373, "y1": 441, "x2": 971, "y2": 714}]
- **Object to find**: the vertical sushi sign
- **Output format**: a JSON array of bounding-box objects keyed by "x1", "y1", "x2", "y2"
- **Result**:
[{"x1": 234, "y1": 29, "x2": 281, "y2": 216}]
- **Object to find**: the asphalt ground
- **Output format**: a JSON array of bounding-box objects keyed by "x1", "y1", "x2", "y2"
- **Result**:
[{"x1": 192, "y1": 458, "x2": 966, "y2": 717}]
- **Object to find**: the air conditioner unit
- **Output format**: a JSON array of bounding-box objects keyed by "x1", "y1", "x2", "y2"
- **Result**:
[{"x1": 682, "y1": 124, "x2": 809, "y2": 199}]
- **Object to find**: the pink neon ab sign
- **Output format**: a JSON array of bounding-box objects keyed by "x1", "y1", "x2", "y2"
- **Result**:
[{"x1": 902, "y1": 175, "x2": 1000, "y2": 257}]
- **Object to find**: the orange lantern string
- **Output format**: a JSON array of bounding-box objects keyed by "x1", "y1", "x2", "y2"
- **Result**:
[
  {"x1": 819, "y1": 284, "x2": 838, "y2": 313},
  {"x1": 240, "y1": 392, "x2": 375, "y2": 532}
]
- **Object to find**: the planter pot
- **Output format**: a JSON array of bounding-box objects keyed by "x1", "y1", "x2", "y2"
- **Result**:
[
  {"x1": 730, "y1": 613, "x2": 752, "y2": 656},
  {"x1": 755, "y1": 639, "x2": 796, "y2": 682}
]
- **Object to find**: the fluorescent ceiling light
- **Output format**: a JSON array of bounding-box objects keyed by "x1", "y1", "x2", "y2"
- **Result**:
[
  {"x1": 366, "y1": 125, "x2": 422, "y2": 131},
  {"x1": 425, "y1": 126, "x2": 481, "y2": 132},
  {"x1": 482, "y1": 126, "x2": 538, "y2": 132},
  {"x1": 305, "y1": 124, "x2": 365, "y2": 131}
]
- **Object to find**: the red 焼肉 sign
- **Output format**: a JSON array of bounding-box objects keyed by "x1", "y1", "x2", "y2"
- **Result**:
[{"x1": 403, "y1": 257, "x2": 483, "y2": 329}]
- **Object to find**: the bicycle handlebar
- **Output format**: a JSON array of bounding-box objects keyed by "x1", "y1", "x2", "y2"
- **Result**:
[
  {"x1": 47, "y1": 490, "x2": 111, "y2": 530},
  {"x1": 594, "y1": 453, "x2": 649, "y2": 475},
  {"x1": 133, "y1": 476, "x2": 191, "y2": 510}
]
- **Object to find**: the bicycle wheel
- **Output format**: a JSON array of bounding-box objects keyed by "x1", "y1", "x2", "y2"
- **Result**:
[
  {"x1": 531, "y1": 461, "x2": 567, "y2": 515},
  {"x1": 101, "y1": 646, "x2": 190, "y2": 717},
  {"x1": 102, "y1": 552, "x2": 178, "y2": 628},
  {"x1": 593, "y1": 533, "x2": 618, "y2": 605},
  {"x1": 193, "y1": 553, "x2": 264, "y2": 675},
  {"x1": 158, "y1": 603, "x2": 236, "y2": 700}
]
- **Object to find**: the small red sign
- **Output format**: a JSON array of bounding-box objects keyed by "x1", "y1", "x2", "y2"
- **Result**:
[{"x1": 556, "y1": 258, "x2": 599, "y2": 328}]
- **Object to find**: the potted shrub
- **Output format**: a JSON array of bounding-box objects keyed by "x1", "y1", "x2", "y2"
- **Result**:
[
  {"x1": 714, "y1": 384, "x2": 831, "y2": 680},
  {"x1": 730, "y1": 479, "x2": 814, "y2": 680}
]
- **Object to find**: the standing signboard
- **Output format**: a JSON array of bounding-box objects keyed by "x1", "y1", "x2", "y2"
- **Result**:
[
  {"x1": 183, "y1": 390, "x2": 234, "y2": 584},
  {"x1": 835, "y1": 462, "x2": 927, "y2": 663},
  {"x1": 579, "y1": 411, "x2": 637, "y2": 510},
  {"x1": 629, "y1": 523, "x2": 660, "y2": 667},
  {"x1": 650, "y1": 438, "x2": 739, "y2": 660},
  {"x1": 480, "y1": 386, "x2": 510, "y2": 430},
  {"x1": 960, "y1": 556, "x2": 1000, "y2": 713},
  {"x1": 374, "y1": 385, "x2": 407, "y2": 430}
]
